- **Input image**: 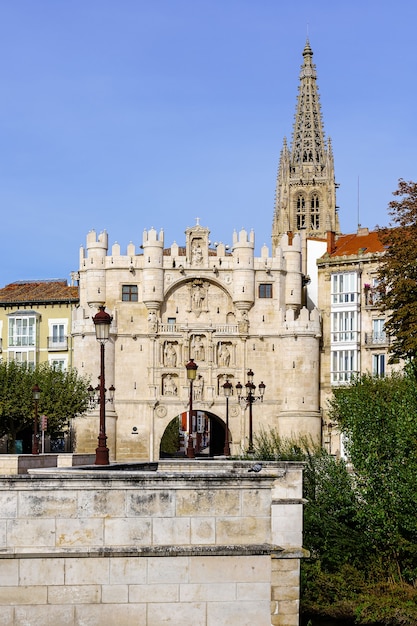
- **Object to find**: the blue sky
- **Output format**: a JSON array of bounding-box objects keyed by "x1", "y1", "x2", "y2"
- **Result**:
[{"x1": 1, "y1": 0, "x2": 416, "y2": 287}]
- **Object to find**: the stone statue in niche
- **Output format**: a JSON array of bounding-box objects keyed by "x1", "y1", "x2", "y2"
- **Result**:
[
  {"x1": 192, "y1": 283, "x2": 205, "y2": 310},
  {"x1": 191, "y1": 240, "x2": 203, "y2": 266},
  {"x1": 238, "y1": 310, "x2": 249, "y2": 333},
  {"x1": 148, "y1": 310, "x2": 158, "y2": 333},
  {"x1": 164, "y1": 342, "x2": 177, "y2": 367},
  {"x1": 163, "y1": 374, "x2": 177, "y2": 396},
  {"x1": 218, "y1": 343, "x2": 231, "y2": 367},
  {"x1": 193, "y1": 375, "x2": 204, "y2": 401},
  {"x1": 191, "y1": 335, "x2": 205, "y2": 361}
]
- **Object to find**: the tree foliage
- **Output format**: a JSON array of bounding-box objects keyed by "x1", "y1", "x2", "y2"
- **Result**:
[
  {"x1": 378, "y1": 179, "x2": 417, "y2": 365},
  {"x1": 329, "y1": 369, "x2": 417, "y2": 584},
  {"x1": 0, "y1": 361, "x2": 90, "y2": 451}
]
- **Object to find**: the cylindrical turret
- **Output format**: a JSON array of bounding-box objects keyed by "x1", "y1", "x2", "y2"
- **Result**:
[
  {"x1": 281, "y1": 232, "x2": 302, "y2": 311},
  {"x1": 232, "y1": 229, "x2": 255, "y2": 309},
  {"x1": 142, "y1": 228, "x2": 164, "y2": 309},
  {"x1": 85, "y1": 230, "x2": 108, "y2": 308}
]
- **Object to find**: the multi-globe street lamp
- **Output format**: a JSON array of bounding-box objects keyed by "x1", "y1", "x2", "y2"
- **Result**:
[
  {"x1": 185, "y1": 359, "x2": 198, "y2": 459},
  {"x1": 92, "y1": 305, "x2": 113, "y2": 465},
  {"x1": 236, "y1": 370, "x2": 265, "y2": 453},
  {"x1": 32, "y1": 384, "x2": 41, "y2": 455},
  {"x1": 222, "y1": 379, "x2": 232, "y2": 456}
]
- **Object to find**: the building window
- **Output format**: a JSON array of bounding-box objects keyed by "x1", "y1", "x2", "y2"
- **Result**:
[
  {"x1": 49, "y1": 357, "x2": 67, "y2": 371},
  {"x1": 296, "y1": 195, "x2": 306, "y2": 229},
  {"x1": 331, "y1": 311, "x2": 357, "y2": 342},
  {"x1": 373, "y1": 354, "x2": 385, "y2": 377},
  {"x1": 372, "y1": 319, "x2": 386, "y2": 344},
  {"x1": 48, "y1": 320, "x2": 68, "y2": 350},
  {"x1": 10, "y1": 351, "x2": 36, "y2": 368},
  {"x1": 122, "y1": 285, "x2": 138, "y2": 302},
  {"x1": 9, "y1": 316, "x2": 35, "y2": 347},
  {"x1": 258, "y1": 284, "x2": 273, "y2": 298},
  {"x1": 331, "y1": 349, "x2": 357, "y2": 384},
  {"x1": 331, "y1": 273, "x2": 357, "y2": 304},
  {"x1": 310, "y1": 194, "x2": 320, "y2": 230}
]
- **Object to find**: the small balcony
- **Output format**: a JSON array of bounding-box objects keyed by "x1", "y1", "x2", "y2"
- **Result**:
[
  {"x1": 364, "y1": 331, "x2": 388, "y2": 347},
  {"x1": 47, "y1": 336, "x2": 69, "y2": 351}
]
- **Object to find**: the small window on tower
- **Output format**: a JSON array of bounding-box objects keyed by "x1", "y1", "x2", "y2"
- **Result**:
[
  {"x1": 122, "y1": 285, "x2": 138, "y2": 302},
  {"x1": 311, "y1": 194, "x2": 320, "y2": 230},
  {"x1": 259, "y1": 284, "x2": 273, "y2": 298},
  {"x1": 296, "y1": 195, "x2": 306, "y2": 229}
]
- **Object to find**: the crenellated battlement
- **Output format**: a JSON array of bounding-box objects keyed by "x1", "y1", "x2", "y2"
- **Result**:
[
  {"x1": 143, "y1": 227, "x2": 164, "y2": 246},
  {"x1": 232, "y1": 228, "x2": 255, "y2": 248},
  {"x1": 86, "y1": 229, "x2": 108, "y2": 252},
  {"x1": 279, "y1": 232, "x2": 301, "y2": 252},
  {"x1": 277, "y1": 306, "x2": 321, "y2": 335}
]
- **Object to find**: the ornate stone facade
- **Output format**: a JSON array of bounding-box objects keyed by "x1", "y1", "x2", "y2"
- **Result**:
[
  {"x1": 70, "y1": 40, "x2": 344, "y2": 461},
  {"x1": 72, "y1": 225, "x2": 321, "y2": 460}
]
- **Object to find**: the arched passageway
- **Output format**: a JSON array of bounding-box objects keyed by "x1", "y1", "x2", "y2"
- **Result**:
[{"x1": 159, "y1": 411, "x2": 230, "y2": 458}]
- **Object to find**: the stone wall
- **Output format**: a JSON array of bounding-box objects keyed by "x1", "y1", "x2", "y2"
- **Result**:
[{"x1": 0, "y1": 460, "x2": 305, "y2": 625}]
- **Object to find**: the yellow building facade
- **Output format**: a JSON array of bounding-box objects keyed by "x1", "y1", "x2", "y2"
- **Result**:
[{"x1": 0, "y1": 279, "x2": 78, "y2": 370}]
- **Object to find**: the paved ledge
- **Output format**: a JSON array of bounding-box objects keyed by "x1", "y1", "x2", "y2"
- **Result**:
[{"x1": 0, "y1": 543, "x2": 284, "y2": 559}]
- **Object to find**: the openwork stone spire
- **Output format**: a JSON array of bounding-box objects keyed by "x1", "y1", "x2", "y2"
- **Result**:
[{"x1": 272, "y1": 40, "x2": 340, "y2": 250}]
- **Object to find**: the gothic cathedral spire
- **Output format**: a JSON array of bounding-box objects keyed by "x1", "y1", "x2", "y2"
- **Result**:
[{"x1": 272, "y1": 40, "x2": 340, "y2": 251}]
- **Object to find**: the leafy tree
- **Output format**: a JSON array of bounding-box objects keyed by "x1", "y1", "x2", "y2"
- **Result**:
[
  {"x1": 329, "y1": 370, "x2": 417, "y2": 584},
  {"x1": 303, "y1": 449, "x2": 366, "y2": 571},
  {"x1": 0, "y1": 361, "x2": 90, "y2": 452},
  {"x1": 378, "y1": 179, "x2": 417, "y2": 366}
]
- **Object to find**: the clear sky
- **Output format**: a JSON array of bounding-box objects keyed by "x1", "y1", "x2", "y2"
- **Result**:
[{"x1": 1, "y1": 0, "x2": 416, "y2": 287}]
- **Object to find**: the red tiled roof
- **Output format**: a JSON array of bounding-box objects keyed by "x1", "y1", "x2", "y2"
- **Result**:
[
  {"x1": 329, "y1": 230, "x2": 385, "y2": 257},
  {"x1": 0, "y1": 280, "x2": 79, "y2": 304}
]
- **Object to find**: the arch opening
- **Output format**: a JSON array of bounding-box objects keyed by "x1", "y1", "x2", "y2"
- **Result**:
[{"x1": 159, "y1": 411, "x2": 230, "y2": 459}]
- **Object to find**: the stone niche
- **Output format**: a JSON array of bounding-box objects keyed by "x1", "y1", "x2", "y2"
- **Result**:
[{"x1": 0, "y1": 460, "x2": 306, "y2": 626}]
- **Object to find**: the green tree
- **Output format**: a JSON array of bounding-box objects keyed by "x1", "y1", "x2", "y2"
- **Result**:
[
  {"x1": 0, "y1": 361, "x2": 90, "y2": 452},
  {"x1": 329, "y1": 370, "x2": 417, "y2": 584},
  {"x1": 303, "y1": 449, "x2": 365, "y2": 571},
  {"x1": 378, "y1": 179, "x2": 417, "y2": 366}
]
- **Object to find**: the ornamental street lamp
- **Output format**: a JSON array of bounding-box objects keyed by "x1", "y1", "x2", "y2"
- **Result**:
[
  {"x1": 32, "y1": 384, "x2": 41, "y2": 455},
  {"x1": 185, "y1": 359, "x2": 198, "y2": 459},
  {"x1": 92, "y1": 305, "x2": 113, "y2": 465},
  {"x1": 222, "y1": 379, "x2": 232, "y2": 456},
  {"x1": 236, "y1": 369, "x2": 266, "y2": 453},
  {"x1": 88, "y1": 383, "x2": 115, "y2": 409}
]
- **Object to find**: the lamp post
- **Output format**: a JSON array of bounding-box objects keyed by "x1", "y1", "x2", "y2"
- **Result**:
[
  {"x1": 32, "y1": 384, "x2": 41, "y2": 455},
  {"x1": 236, "y1": 369, "x2": 265, "y2": 454},
  {"x1": 93, "y1": 305, "x2": 113, "y2": 465},
  {"x1": 185, "y1": 359, "x2": 198, "y2": 459},
  {"x1": 222, "y1": 379, "x2": 232, "y2": 456}
]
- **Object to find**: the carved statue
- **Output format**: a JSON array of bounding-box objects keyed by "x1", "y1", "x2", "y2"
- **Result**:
[
  {"x1": 193, "y1": 375, "x2": 204, "y2": 401},
  {"x1": 192, "y1": 242, "x2": 203, "y2": 266},
  {"x1": 163, "y1": 374, "x2": 177, "y2": 396},
  {"x1": 148, "y1": 310, "x2": 157, "y2": 332},
  {"x1": 164, "y1": 342, "x2": 177, "y2": 367},
  {"x1": 218, "y1": 343, "x2": 231, "y2": 367},
  {"x1": 238, "y1": 310, "x2": 249, "y2": 333},
  {"x1": 191, "y1": 335, "x2": 205, "y2": 361},
  {"x1": 192, "y1": 284, "x2": 205, "y2": 310}
]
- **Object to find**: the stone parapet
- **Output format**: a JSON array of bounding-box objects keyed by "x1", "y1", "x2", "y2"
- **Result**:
[{"x1": 0, "y1": 460, "x2": 304, "y2": 625}]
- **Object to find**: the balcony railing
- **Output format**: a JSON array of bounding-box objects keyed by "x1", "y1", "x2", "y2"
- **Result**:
[
  {"x1": 48, "y1": 336, "x2": 69, "y2": 351},
  {"x1": 364, "y1": 332, "x2": 388, "y2": 346},
  {"x1": 158, "y1": 323, "x2": 239, "y2": 334}
]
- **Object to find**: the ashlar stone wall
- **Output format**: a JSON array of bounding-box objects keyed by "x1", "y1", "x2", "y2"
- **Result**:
[{"x1": 0, "y1": 460, "x2": 305, "y2": 626}]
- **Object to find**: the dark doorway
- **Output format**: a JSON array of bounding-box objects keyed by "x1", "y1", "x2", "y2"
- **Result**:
[{"x1": 159, "y1": 412, "x2": 228, "y2": 458}]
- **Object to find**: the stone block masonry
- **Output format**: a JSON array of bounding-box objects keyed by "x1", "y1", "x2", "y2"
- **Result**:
[{"x1": 0, "y1": 460, "x2": 305, "y2": 625}]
